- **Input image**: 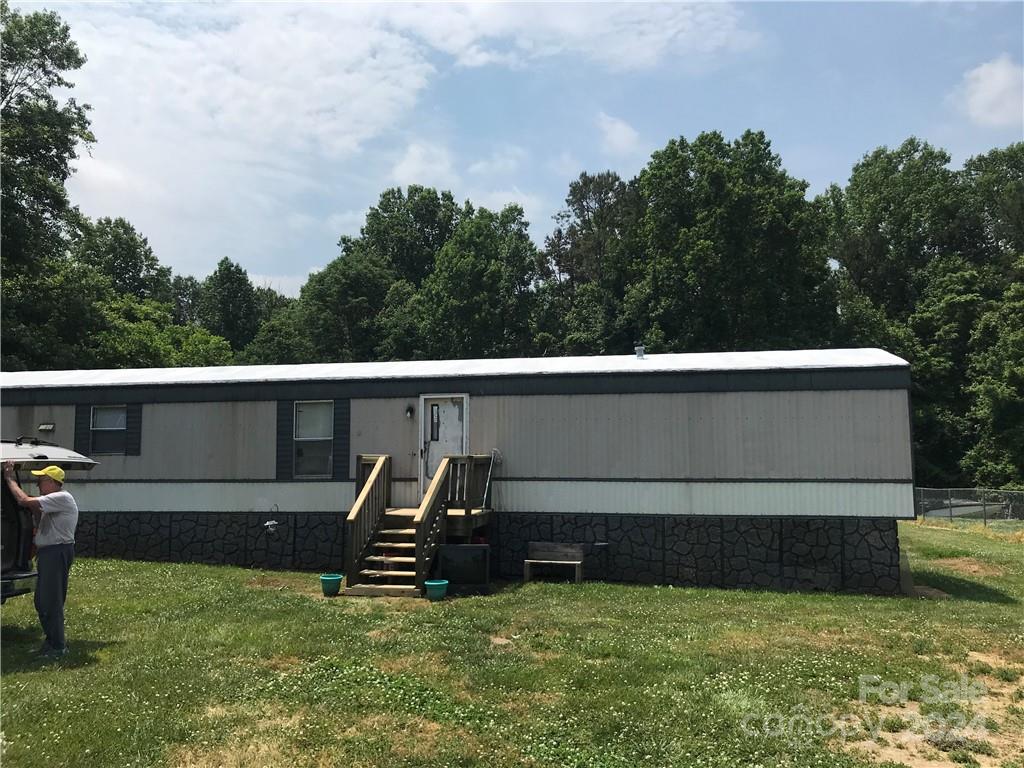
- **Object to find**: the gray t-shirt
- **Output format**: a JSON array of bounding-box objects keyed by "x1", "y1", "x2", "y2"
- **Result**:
[{"x1": 35, "y1": 490, "x2": 78, "y2": 548}]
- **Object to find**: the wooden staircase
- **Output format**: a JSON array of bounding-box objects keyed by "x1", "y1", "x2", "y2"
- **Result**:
[{"x1": 343, "y1": 453, "x2": 494, "y2": 598}]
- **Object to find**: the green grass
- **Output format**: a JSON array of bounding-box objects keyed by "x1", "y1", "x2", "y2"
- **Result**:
[{"x1": 2, "y1": 522, "x2": 1023, "y2": 768}]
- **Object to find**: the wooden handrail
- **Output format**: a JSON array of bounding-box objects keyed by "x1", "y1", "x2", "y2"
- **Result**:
[
  {"x1": 345, "y1": 454, "x2": 391, "y2": 588},
  {"x1": 347, "y1": 454, "x2": 387, "y2": 523},
  {"x1": 414, "y1": 457, "x2": 450, "y2": 590}
]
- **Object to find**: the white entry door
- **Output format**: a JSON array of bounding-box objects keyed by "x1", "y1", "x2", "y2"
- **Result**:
[{"x1": 420, "y1": 394, "x2": 468, "y2": 495}]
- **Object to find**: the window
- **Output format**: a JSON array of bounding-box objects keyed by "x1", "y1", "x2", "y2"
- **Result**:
[
  {"x1": 294, "y1": 400, "x2": 333, "y2": 477},
  {"x1": 91, "y1": 405, "x2": 127, "y2": 454}
]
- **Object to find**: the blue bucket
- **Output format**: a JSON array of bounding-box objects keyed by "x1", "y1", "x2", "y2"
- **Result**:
[
  {"x1": 320, "y1": 573, "x2": 343, "y2": 597},
  {"x1": 424, "y1": 579, "x2": 448, "y2": 602}
]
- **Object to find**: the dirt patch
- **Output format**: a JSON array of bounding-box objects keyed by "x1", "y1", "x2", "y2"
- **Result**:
[
  {"x1": 171, "y1": 740, "x2": 294, "y2": 768},
  {"x1": 500, "y1": 689, "x2": 563, "y2": 716},
  {"x1": 490, "y1": 635, "x2": 512, "y2": 646},
  {"x1": 838, "y1": 654, "x2": 1024, "y2": 768},
  {"x1": 365, "y1": 628, "x2": 393, "y2": 641},
  {"x1": 177, "y1": 704, "x2": 307, "y2": 767},
  {"x1": 340, "y1": 713, "x2": 481, "y2": 761},
  {"x1": 258, "y1": 654, "x2": 303, "y2": 672},
  {"x1": 930, "y1": 558, "x2": 1005, "y2": 578},
  {"x1": 375, "y1": 651, "x2": 446, "y2": 675},
  {"x1": 245, "y1": 574, "x2": 323, "y2": 598}
]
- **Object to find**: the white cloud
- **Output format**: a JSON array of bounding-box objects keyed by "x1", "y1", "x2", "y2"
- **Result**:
[
  {"x1": 390, "y1": 141, "x2": 460, "y2": 190},
  {"x1": 47, "y1": 2, "x2": 754, "y2": 280},
  {"x1": 597, "y1": 112, "x2": 641, "y2": 156},
  {"x1": 468, "y1": 144, "x2": 527, "y2": 176},
  {"x1": 953, "y1": 54, "x2": 1024, "y2": 128},
  {"x1": 325, "y1": 210, "x2": 367, "y2": 239},
  {"x1": 387, "y1": 2, "x2": 755, "y2": 71}
]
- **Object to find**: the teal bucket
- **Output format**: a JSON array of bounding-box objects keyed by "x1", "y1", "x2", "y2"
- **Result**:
[
  {"x1": 424, "y1": 579, "x2": 449, "y2": 602},
  {"x1": 320, "y1": 573, "x2": 343, "y2": 597}
]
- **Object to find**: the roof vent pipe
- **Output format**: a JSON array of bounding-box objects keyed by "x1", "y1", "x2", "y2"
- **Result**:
[{"x1": 634, "y1": 342, "x2": 645, "y2": 359}]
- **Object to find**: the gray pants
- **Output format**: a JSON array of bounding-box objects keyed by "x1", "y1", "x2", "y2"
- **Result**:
[{"x1": 35, "y1": 543, "x2": 74, "y2": 651}]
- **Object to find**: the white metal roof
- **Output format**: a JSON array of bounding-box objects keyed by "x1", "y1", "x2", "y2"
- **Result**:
[{"x1": 0, "y1": 349, "x2": 908, "y2": 390}]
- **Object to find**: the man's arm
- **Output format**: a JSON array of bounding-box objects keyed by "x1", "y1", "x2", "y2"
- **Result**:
[{"x1": 2, "y1": 461, "x2": 43, "y2": 513}]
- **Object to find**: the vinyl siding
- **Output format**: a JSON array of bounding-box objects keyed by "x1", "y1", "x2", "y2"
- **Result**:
[{"x1": 470, "y1": 390, "x2": 912, "y2": 481}]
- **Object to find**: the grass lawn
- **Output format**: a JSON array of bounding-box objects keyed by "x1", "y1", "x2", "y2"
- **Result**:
[{"x1": 2, "y1": 521, "x2": 1022, "y2": 768}]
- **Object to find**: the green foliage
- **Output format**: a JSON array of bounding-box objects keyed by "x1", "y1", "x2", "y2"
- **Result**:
[
  {"x1": 357, "y1": 185, "x2": 464, "y2": 286},
  {"x1": 197, "y1": 257, "x2": 260, "y2": 351},
  {"x1": 241, "y1": 304, "x2": 317, "y2": 365},
  {"x1": 419, "y1": 205, "x2": 539, "y2": 358},
  {"x1": 73, "y1": 216, "x2": 172, "y2": 303},
  {"x1": 628, "y1": 130, "x2": 836, "y2": 352}
]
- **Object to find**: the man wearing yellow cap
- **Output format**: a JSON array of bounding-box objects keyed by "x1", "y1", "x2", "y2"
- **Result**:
[{"x1": 2, "y1": 461, "x2": 79, "y2": 657}]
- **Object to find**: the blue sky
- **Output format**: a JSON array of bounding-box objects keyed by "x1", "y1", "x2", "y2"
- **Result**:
[{"x1": 37, "y1": 2, "x2": 1024, "y2": 295}]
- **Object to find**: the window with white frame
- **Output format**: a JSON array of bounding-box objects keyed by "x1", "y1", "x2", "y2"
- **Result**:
[
  {"x1": 91, "y1": 405, "x2": 127, "y2": 454},
  {"x1": 294, "y1": 400, "x2": 333, "y2": 477}
]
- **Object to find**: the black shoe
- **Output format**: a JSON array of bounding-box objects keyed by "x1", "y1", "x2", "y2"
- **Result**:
[{"x1": 37, "y1": 643, "x2": 67, "y2": 658}]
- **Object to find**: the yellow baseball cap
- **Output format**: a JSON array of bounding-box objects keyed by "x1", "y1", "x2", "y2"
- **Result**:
[{"x1": 30, "y1": 465, "x2": 65, "y2": 484}]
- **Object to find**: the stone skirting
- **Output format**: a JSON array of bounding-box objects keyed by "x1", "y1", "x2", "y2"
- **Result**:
[
  {"x1": 75, "y1": 511, "x2": 901, "y2": 594},
  {"x1": 75, "y1": 511, "x2": 345, "y2": 572},
  {"x1": 492, "y1": 513, "x2": 901, "y2": 595}
]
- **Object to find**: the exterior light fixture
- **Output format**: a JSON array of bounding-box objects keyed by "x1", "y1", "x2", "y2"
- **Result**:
[{"x1": 405, "y1": 405, "x2": 415, "y2": 420}]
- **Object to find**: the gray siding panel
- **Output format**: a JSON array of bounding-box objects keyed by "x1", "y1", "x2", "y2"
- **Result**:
[
  {"x1": 0, "y1": 405, "x2": 77, "y2": 450},
  {"x1": 349, "y1": 397, "x2": 419, "y2": 480},
  {"x1": 85, "y1": 402, "x2": 277, "y2": 481},
  {"x1": 471, "y1": 390, "x2": 912, "y2": 481}
]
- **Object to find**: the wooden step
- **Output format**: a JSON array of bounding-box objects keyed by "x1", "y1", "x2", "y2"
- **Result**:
[
  {"x1": 372, "y1": 541, "x2": 416, "y2": 549},
  {"x1": 365, "y1": 555, "x2": 417, "y2": 564},
  {"x1": 385, "y1": 508, "x2": 418, "y2": 517},
  {"x1": 359, "y1": 569, "x2": 417, "y2": 578},
  {"x1": 378, "y1": 528, "x2": 416, "y2": 536},
  {"x1": 344, "y1": 584, "x2": 421, "y2": 598}
]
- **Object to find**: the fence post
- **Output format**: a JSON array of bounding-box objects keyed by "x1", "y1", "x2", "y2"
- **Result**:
[
  {"x1": 948, "y1": 489, "x2": 954, "y2": 522},
  {"x1": 983, "y1": 494, "x2": 988, "y2": 527}
]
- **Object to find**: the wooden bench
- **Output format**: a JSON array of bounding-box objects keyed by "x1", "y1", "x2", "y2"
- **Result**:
[{"x1": 524, "y1": 542, "x2": 584, "y2": 583}]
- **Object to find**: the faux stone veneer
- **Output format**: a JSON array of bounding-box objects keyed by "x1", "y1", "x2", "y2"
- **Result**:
[
  {"x1": 493, "y1": 513, "x2": 901, "y2": 595},
  {"x1": 75, "y1": 510, "x2": 901, "y2": 595},
  {"x1": 75, "y1": 511, "x2": 346, "y2": 573}
]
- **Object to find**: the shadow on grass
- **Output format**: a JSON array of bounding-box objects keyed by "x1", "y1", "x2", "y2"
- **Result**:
[
  {"x1": 912, "y1": 571, "x2": 1018, "y2": 605},
  {"x1": 1, "y1": 623, "x2": 116, "y2": 672}
]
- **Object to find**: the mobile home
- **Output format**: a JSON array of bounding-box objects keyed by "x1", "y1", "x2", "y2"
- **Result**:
[{"x1": 0, "y1": 348, "x2": 913, "y2": 595}]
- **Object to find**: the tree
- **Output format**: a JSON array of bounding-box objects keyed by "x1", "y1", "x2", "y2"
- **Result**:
[
  {"x1": 242, "y1": 304, "x2": 317, "y2": 365},
  {"x1": 73, "y1": 217, "x2": 172, "y2": 303},
  {"x1": 375, "y1": 280, "x2": 427, "y2": 361},
  {"x1": 197, "y1": 258, "x2": 260, "y2": 351},
  {"x1": 171, "y1": 274, "x2": 203, "y2": 325},
  {"x1": 1, "y1": 0, "x2": 94, "y2": 370},
  {"x1": 831, "y1": 138, "x2": 991, "y2": 321},
  {"x1": 296, "y1": 248, "x2": 395, "y2": 362},
  {"x1": 963, "y1": 259, "x2": 1024, "y2": 488},
  {"x1": 626, "y1": 130, "x2": 836, "y2": 352},
  {"x1": 420, "y1": 205, "x2": 539, "y2": 358},
  {"x1": 357, "y1": 185, "x2": 464, "y2": 286}
]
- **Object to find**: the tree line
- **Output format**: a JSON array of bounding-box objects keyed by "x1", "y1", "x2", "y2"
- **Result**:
[{"x1": 2, "y1": 2, "x2": 1021, "y2": 489}]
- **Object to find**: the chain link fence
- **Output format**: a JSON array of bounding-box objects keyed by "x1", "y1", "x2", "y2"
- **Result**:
[{"x1": 915, "y1": 487, "x2": 1024, "y2": 527}]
